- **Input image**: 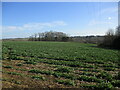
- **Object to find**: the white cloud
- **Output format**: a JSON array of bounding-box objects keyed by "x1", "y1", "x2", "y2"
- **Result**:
[
  {"x1": 97, "y1": 7, "x2": 118, "y2": 15},
  {"x1": 3, "y1": 21, "x2": 67, "y2": 31},
  {"x1": 108, "y1": 17, "x2": 112, "y2": 20},
  {"x1": 88, "y1": 6, "x2": 118, "y2": 26},
  {"x1": 88, "y1": 19, "x2": 114, "y2": 26},
  {"x1": 67, "y1": 27, "x2": 111, "y2": 36}
]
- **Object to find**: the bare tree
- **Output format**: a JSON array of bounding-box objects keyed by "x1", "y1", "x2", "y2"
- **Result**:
[
  {"x1": 104, "y1": 29, "x2": 114, "y2": 46},
  {"x1": 106, "y1": 29, "x2": 114, "y2": 36},
  {"x1": 115, "y1": 25, "x2": 120, "y2": 36},
  {"x1": 29, "y1": 31, "x2": 69, "y2": 42},
  {"x1": 34, "y1": 33, "x2": 38, "y2": 41},
  {"x1": 99, "y1": 29, "x2": 115, "y2": 47}
]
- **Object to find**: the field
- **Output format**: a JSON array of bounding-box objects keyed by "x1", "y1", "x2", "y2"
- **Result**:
[{"x1": 2, "y1": 41, "x2": 120, "y2": 89}]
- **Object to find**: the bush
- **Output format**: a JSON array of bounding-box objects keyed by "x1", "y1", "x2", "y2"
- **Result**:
[
  {"x1": 112, "y1": 36, "x2": 120, "y2": 49},
  {"x1": 98, "y1": 27, "x2": 120, "y2": 50}
]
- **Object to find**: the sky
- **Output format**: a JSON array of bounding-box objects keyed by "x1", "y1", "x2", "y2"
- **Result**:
[{"x1": 2, "y1": 2, "x2": 118, "y2": 38}]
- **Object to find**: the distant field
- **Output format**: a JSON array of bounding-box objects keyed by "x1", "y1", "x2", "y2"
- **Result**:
[{"x1": 2, "y1": 41, "x2": 120, "y2": 89}]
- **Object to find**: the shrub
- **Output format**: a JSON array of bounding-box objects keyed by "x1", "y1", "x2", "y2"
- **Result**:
[
  {"x1": 98, "y1": 27, "x2": 120, "y2": 50},
  {"x1": 112, "y1": 36, "x2": 120, "y2": 49}
]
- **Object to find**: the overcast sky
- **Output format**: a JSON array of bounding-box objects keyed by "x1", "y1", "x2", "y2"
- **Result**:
[{"x1": 2, "y1": 2, "x2": 118, "y2": 38}]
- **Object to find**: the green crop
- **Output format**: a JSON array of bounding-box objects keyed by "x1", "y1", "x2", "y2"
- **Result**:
[{"x1": 2, "y1": 41, "x2": 120, "y2": 89}]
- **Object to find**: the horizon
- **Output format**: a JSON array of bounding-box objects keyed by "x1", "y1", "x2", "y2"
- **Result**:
[
  {"x1": 2, "y1": 34, "x2": 105, "y2": 39},
  {"x1": 2, "y1": 2, "x2": 118, "y2": 39}
]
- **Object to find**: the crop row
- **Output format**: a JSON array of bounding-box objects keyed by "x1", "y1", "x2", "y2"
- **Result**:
[{"x1": 2, "y1": 41, "x2": 119, "y2": 63}]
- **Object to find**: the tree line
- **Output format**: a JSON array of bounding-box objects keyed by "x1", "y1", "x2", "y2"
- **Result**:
[
  {"x1": 28, "y1": 26, "x2": 120, "y2": 49},
  {"x1": 99, "y1": 26, "x2": 120, "y2": 49},
  {"x1": 28, "y1": 31, "x2": 70, "y2": 42}
]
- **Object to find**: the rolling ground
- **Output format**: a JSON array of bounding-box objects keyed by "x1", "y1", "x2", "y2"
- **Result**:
[{"x1": 2, "y1": 41, "x2": 120, "y2": 89}]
